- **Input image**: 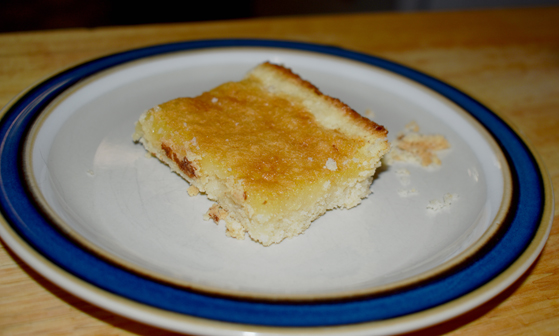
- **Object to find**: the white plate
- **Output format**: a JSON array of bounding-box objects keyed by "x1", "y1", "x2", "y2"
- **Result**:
[{"x1": 0, "y1": 40, "x2": 553, "y2": 335}]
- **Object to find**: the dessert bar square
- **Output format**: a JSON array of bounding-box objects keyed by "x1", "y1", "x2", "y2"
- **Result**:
[{"x1": 133, "y1": 62, "x2": 389, "y2": 245}]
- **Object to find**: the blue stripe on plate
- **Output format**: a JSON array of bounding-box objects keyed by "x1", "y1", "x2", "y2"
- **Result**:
[{"x1": 0, "y1": 39, "x2": 544, "y2": 326}]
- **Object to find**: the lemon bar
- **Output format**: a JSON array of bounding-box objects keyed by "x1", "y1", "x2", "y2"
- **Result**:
[{"x1": 133, "y1": 62, "x2": 389, "y2": 246}]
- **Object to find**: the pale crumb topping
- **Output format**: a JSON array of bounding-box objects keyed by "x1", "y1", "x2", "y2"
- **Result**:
[
  {"x1": 395, "y1": 168, "x2": 410, "y2": 176},
  {"x1": 187, "y1": 185, "x2": 200, "y2": 196},
  {"x1": 212, "y1": 97, "x2": 218, "y2": 103},
  {"x1": 398, "y1": 188, "x2": 418, "y2": 197},
  {"x1": 225, "y1": 220, "x2": 246, "y2": 240},
  {"x1": 394, "y1": 168, "x2": 411, "y2": 186},
  {"x1": 427, "y1": 193, "x2": 458, "y2": 212},
  {"x1": 324, "y1": 158, "x2": 338, "y2": 171},
  {"x1": 404, "y1": 120, "x2": 420, "y2": 132}
]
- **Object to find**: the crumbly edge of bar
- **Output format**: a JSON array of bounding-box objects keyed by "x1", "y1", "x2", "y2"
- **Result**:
[
  {"x1": 249, "y1": 62, "x2": 388, "y2": 141},
  {"x1": 135, "y1": 116, "x2": 387, "y2": 246}
]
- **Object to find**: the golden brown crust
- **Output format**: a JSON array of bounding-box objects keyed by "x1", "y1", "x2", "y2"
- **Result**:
[
  {"x1": 161, "y1": 142, "x2": 197, "y2": 178},
  {"x1": 147, "y1": 70, "x2": 381, "y2": 214},
  {"x1": 260, "y1": 62, "x2": 388, "y2": 138}
]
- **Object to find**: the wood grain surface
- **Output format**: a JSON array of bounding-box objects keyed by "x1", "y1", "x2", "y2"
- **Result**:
[{"x1": 1, "y1": 6, "x2": 558, "y2": 336}]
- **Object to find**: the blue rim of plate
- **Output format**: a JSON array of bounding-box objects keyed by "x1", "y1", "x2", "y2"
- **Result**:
[{"x1": 0, "y1": 39, "x2": 545, "y2": 327}]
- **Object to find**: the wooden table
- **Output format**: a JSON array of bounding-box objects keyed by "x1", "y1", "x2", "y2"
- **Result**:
[{"x1": 1, "y1": 6, "x2": 558, "y2": 336}]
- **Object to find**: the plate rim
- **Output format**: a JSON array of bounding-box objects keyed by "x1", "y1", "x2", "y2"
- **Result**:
[{"x1": 0, "y1": 38, "x2": 553, "y2": 334}]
